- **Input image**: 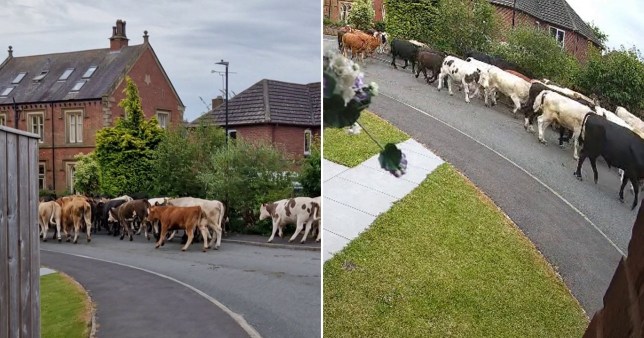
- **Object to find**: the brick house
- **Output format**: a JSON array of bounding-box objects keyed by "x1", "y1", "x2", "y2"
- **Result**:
[
  {"x1": 324, "y1": 0, "x2": 600, "y2": 61},
  {"x1": 192, "y1": 79, "x2": 321, "y2": 161},
  {"x1": 490, "y1": 0, "x2": 601, "y2": 62},
  {"x1": 0, "y1": 20, "x2": 184, "y2": 194},
  {"x1": 324, "y1": 0, "x2": 385, "y2": 23}
]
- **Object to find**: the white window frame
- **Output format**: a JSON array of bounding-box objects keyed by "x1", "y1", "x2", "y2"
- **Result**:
[
  {"x1": 27, "y1": 112, "x2": 44, "y2": 143},
  {"x1": 0, "y1": 113, "x2": 6, "y2": 126},
  {"x1": 66, "y1": 110, "x2": 83, "y2": 144},
  {"x1": 227, "y1": 129, "x2": 238, "y2": 141},
  {"x1": 66, "y1": 162, "x2": 77, "y2": 194},
  {"x1": 38, "y1": 162, "x2": 46, "y2": 190},
  {"x1": 340, "y1": 2, "x2": 351, "y2": 23},
  {"x1": 304, "y1": 129, "x2": 312, "y2": 156},
  {"x1": 156, "y1": 110, "x2": 170, "y2": 129},
  {"x1": 382, "y1": 4, "x2": 386, "y2": 20},
  {"x1": 549, "y1": 26, "x2": 565, "y2": 48}
]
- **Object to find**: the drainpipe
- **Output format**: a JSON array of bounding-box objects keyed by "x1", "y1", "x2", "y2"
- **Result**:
[
  {"x1": 50, "y1": 102, "x2": 55, "y2": 191},
  {"x1": 512, "y1": 0, "x2": 517, "y2": 28}
]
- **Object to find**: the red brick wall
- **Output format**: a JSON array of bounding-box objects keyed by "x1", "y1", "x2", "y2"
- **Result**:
[
  {"x1": 493, "y1": 5, "x2": 592, "y2": 62},
  {"x1": 324, "y1": 0, "x2": 385, "y2": 24},
  {"x1": 110, "y1": 46, "x2": 184, "y2": 124},
  {"x1": 232, "y1": 124, "x2": 321, "y2": 162}
]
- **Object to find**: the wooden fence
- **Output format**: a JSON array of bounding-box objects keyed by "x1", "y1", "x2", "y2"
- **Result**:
[
  {"x1": 0, "y1": 126, "x2": 41, "y2": 338},
  {"x1": 584, "y1": 201, "x2": 644, "y2": 337}
]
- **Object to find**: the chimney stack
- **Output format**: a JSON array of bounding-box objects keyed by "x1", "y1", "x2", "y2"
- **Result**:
[
  {"x1": 212, "y1": 96, "x2": 224, "y2": 110},
  {"x1": 7, "y1": 46, "x2": 12, "y2": 58},
  {"x1": 109, "y1": 19, "x2": 129, "y2": 51},
  {"x1": 143, "y1": 30, "x2": 149, "y2": 44}
]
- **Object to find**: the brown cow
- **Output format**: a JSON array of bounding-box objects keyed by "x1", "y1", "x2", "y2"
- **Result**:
[
  {"x1": 56, "y1": 195, "x2": 92, "y2": 244},
  {"x1": 109, "y1": 199, "x2": 151, "y2": 241},
  {"x1": 505, "y1": 69, "x2": 532, "y2": 82},
  {"x1": 342, "y1": 31, "x2": 380, "y2": 63},
  {"x1": 147, "y1": 205, "x2": 209, "y2": 252},
  {"x1": 38, "y1": 201, "x2": 61, "y2": 242},
  {"x1": 415, "y1": 50, "x2": 446, "y2": 84}
]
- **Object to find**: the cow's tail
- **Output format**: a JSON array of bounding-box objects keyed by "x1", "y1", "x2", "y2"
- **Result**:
[
  {"x1": 218, "y1": 202, "x2": 226, "y2": 234},
  {"x1": 533, "y1": 90, "x2": 547, "y2": 113},
  {"x1": 579, "y1": 112, "x2": 593, "y2": 146}
]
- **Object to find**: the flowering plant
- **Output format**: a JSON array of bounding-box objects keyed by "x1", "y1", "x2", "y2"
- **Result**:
[{"x1": 323, "y1": 49, "x2": 407, "y2": 177}]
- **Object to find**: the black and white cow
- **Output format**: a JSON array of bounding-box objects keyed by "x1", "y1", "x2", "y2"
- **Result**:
[{"x1": 437, "y1": 56, "x2": 482, "y2": 103}]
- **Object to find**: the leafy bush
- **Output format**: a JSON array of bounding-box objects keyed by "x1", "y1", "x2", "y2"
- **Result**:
[
  {"x1": 576, "y1": 46, "x2": 644, "y2": 114},
  {"x1": 197, "y1": 140, "x2": 295, "y2": 227},
  {"x1": 73, "y1": 152, "x2": 100, "y2": 196},
  {"x1": 490, "y1": 25, "x2": 581, "y2": 87},
  {"x1": 374, "y1": 21, "x2": 386, "y2": 32},
  {"x1": 151, "y1": 123, "x2": 225, "y2": 197},
  {"x1": 300, "y1": 136, "x2": 321, "y2": 197},
  {"x1": 385, "y1": 0, "x2": 437, "y2": 42},
  {"x1": 39, "y1": 189, "x2": 57, "y2": 201},
  {"x1": 95, "y1": 77, "x2": 164, "y2": 196},
  {"x1": 348, "y1": 0, "x2": 375, "y2": 31}
]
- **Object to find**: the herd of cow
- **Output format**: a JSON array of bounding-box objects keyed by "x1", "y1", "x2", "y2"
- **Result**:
[
  {"x1": 38, "y1": 194, "x2": 322, "y2": 251},
  {"x1": 337, "y1": 26, "x2": 644, "y2": 210}
]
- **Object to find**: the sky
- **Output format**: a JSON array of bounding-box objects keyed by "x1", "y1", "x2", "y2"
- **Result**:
[
  {"x1": 567, "y1": 0, "x2": 644, "y2": 51},
  {"x1": 0, "y1": 0, "x2": 322, "y2": 122}
]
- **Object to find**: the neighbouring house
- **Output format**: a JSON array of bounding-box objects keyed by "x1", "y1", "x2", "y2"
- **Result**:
[
  {"x1": 490, "y1": 0, "x2": 601, "y2": 61},
  {"x1": 0, "y1": 19, "x2": 184, "y2": 194},
  {"x1": 191, "y1": 79, "x2": 321, "y2": 162},
  {"x1": 324, "y1": 0, "x2": 600, "y2": 62}
]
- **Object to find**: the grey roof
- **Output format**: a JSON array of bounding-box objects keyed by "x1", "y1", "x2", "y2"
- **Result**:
[
  {"x1": 192, "y1": 79, "x2": 321, "y2": 127},
  {"x1": 489, "y1": 0, "x2": 602, "y2": 46},
  {"x1": 0, "y1": 45, "x2": 145, "y2": 105}
]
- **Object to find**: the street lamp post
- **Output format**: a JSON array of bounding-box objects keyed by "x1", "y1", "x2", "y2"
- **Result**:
[{"x1": 215, "y1": 59, "x2": 229, "y2": 145}]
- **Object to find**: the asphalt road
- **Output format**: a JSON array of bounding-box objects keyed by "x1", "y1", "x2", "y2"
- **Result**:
[
  {"x1": 40, "y1": 232, "x2": 320, "y2": 338},
  {"x1": 324, "y1": 37, "x2": 630, "y2": 314}
]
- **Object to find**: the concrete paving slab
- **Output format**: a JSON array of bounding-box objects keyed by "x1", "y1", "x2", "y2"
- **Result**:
[
  {"x1": 323, "y1": 160, "x2": 348, "y2": 182},
  {"x1": 323, "y1": 198, "x2": 376, "y2": 239},
  {"x1": 337, "y1": 164, "x2": 418, "y2": 199},
  {"x1": 324, "y1": 177, "x2": 396, "y2": 216},
  {"x1": 323, "y1": 230, "x2": 350, "y2": 262},
  {"x1": 39, "y1": 267, "x2": 56, "y2": 276}
]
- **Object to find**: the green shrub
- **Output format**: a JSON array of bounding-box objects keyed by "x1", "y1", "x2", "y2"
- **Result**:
[
  {"x1": 73, "y1": 152, "x2": 101, "y2": 196},
  {"x1": 374, "y1": 21, "x2": 386, "y2": 32},
  {"x1": 385, "y1": 0, "x2": 437, "y2": 42},
  {"x1": 300, "y1": 136, "x2": 321, "y2": 197},
  {"x1": 197, "y1": 140, "x2": 295, "y2": 228},
  {"x1": 348, "y1": 0, "x2": 375, "y2": 31}
]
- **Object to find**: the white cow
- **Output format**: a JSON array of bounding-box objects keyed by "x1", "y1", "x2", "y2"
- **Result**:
[
  {"x1": 437, "y1": 56, "x2": 482, "y2": 103},
  {"x1": 479, "y1": 66, "x2": 531, "y2": 117},
  {"x1": 533, "y1": 90, "x2": 596, "y2": 159},
  {"x1": 167, "y1": 197, "x2": 225, "y2": 249},
  {"x1": 113, "y1": 195, "x2": 133, "y2": 202},
  {"x1": 616, "y1": 106, "x2": 644, "y2": 138},
  {"x1": 259, "y1": 197, "x2": 321, "y2": 243},
  {"x1": 466, "y1": 57, "x2": 496, "y2": 103},
  {"x1": 38, "y1": 201, "x2": 61, "y2": 241}
]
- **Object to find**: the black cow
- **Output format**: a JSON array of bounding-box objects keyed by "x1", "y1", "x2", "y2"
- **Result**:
[
  {"x1": 465, "y1": 51, "x2": 534, "y2": 78},
  {"x1": 415, "y1": 50, "x2": 445, "y2": 84},
  {"x1": 101, "y1": 199, "x2": 128, "y2": 235},
  {"x1": 574, "y1": 113, "x2": 644, "y2": 210},
  {"x1": 390, "y1": 39, "x2": 421, "y2": 73}
]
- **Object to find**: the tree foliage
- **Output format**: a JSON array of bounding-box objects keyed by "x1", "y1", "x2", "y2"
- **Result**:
[
  {"x1": 385, "y1": 0, "x2": 437, "y2": 43},
  {"x1": 490, "y1": 25, "x2": 581, "y2": 88},
  {"x1": 587, "y1": 21, "x2": 608, "y2": 49},
  {"x1": 197, "y1": 140, "x2": 295, "y2": 226},
  {"x1": 348, "y1": 0, "x2": 376, "y2": 31},
  {"x1": 577, "y1": 46, "x2": 644, "y2": 113},
  {"x1": 95, "y1": 77, "x2": 164, "y2": 196},
  {"x1": 300, "y1": 136, "x2": 321, "y2": 197},
  {"x1": 151, "y1": 123, "x2": 225, "y2": 197},
  {"x1": 73, "y1": 152, "x2": 101, "y2": 196}
]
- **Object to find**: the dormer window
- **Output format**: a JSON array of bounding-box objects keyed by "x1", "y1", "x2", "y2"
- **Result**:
[
  {"x1": 33, "y1": 70, "x2": 48, "y2": 81},
  {"x1": 1, "y1": 87, "x2": 14, "y2": 96},
  {"x1": 59, "y1": 68, "x2": 75, "y2": 81},
  {"x1": 82, "y1": 66, "x2": 97, "y2": 78},
  {"x1": 12, "y1": 72, "x2": 26, "y2": 84},
  {"x1": 71, "y1": 81, "x2": 85, "y2": 92}
]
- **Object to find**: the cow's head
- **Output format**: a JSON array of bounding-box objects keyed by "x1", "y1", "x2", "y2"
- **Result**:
[
  {"x1": 475, "y1": 68, "x2": 488, "y2": 88},
  {"x1": 259, "y1": 204, "x2": 271, "y2": 221}
]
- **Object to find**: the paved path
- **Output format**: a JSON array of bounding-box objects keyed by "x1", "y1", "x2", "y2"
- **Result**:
[
  {"x1": 323, "y1": 139, "x2": 444, "y2": 261},
  {"x1": 42, "y1": 251, "x2": 254, "y2": 338}
]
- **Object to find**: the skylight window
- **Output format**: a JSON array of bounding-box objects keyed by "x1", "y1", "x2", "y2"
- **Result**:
[
  {"x1": 59, "y1": 68, "x2": 75, "y2": 81},
  {"x1": 33, "y1": 71, "x2": 48, "y2": 81},
  {"x1": 1, "y1": 87, "x2": 14, "y2": 96},
  {"x1": 82, "y1": 66, "x2": 97, "y2": 78},
  {"x1": 12, "y1": 72, "x2": 26, "y2": 84},
  {"x1": 71, "y1": 81, "x2": 85, "y2": 92}
]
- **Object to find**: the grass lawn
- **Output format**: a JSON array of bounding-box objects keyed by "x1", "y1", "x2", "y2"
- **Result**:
[
  {"x1": 324, "y1": 164, "x2": 589, "y2": 337},
  {"x1": 41, "y1": 272, "x2": 92, "y2": 338},
  {"x1": 323, "y1": 110, "x2": 409, "y2": 167}
]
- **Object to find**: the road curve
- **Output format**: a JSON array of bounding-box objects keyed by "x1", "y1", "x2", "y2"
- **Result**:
[
  {"x1": 325, "y1": 37, "x2": 634, "y2": 314},
  {"x1": 41, "y1": 250, "x2": 254, "y2": 338}
]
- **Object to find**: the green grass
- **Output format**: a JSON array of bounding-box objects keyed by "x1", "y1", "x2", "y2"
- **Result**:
[
  {"x1": 323, "y1": 111, "x2": 409, "y2": 167},
  {"x1": 324, "y1": 164, "x2": 589, "y2": 338},
  {"x1": 41, "y1": 272, "x2": 91, "y2": 338}
]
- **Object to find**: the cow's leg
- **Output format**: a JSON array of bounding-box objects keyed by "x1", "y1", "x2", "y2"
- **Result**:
[
  {"x1": 199, "y1": 226, "x2": 210, "y2": 252},
  {"x1": 289, "y1": 218, "x2": 305, "y2": 243},
  {"x1": 447, "y1": 77, "x2": 454, "y2": 96},
  {"x1": 437, "y1": 72, "x2": 445, "y2": 91},
  {"x1": 510, "y1": 95, "x2": 522, "y2": 118},
  {"x1": 119, "y1": 220, "x2": 126, "y2": 240},
  {"x1": 632, "y1": 175, "x2": 641, "y2": 210},
  {"x1": 589, "y1": 157, "x2": 599, "y2": 183},
  {"x1": 167, "y1": 230, "x2": 176, "y2": 241},
  {"x1": 73, "y1": 221, "x2": 80, "y2": 244},
  {"x1": 316, "y1": 223, "x2": 321, "y2": 242},
  {"x1": 619, "y1": 173, "x2": 629, "y2": 203},
  {"x1": 181, "y1": 227, "x2": 195, "y2": 251},
  {"x1": 300, "y1": 219, "x2": 314, "y2": 244},
  {"x1": 402, "y1": 59, "x2": 408, "y2": 69},
  {"x1": 391, "y1": 54, "x2": 398, "y2": 69},
  {"x1": 572, "y1": 128, "x2": 581, "y2": 160},
  {"x1": 537, "y1": 116, "x2": 551, "y2": 144},
  {"x1": 267, "y1": 217, "x2": 279, "y2": 243},
  {"x1": 462, "y1": 80, "x2": 470, "y2": 103},
  {"x1": 212, "y1": 226, "x2": 222, "y2": 250}
]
